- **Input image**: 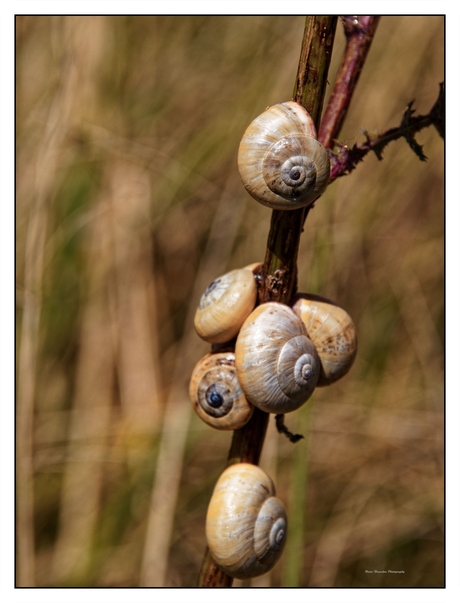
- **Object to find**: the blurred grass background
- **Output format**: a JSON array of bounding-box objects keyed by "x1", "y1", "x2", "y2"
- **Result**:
[{"x1": 16, "y1": 15, "x2": 444, "y2": 587}]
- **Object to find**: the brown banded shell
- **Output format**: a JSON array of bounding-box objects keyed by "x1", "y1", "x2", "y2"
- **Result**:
[
  {"x1": 291, "y1": 293, "x2": 358, "y2": 386},
  {"x1": 189, "y1": 351, "x2": 253, "y2": 430},
  {"x1": 235, "y1": 302, "x2": 320, "y2": 413},
  {"x1": 206, "y1": 463, "x2": 287, "y2": 579},
  {"x1": 237, "y1": 101, "x2": 330, "y2": 210},
  {"x1": 194, "y1": 268, "x2": 257, "y2": 344}
]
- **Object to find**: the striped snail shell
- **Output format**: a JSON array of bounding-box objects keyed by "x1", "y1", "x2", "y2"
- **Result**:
[
  {"x1": 237, "y1": 101, "x2": 330, "y2": 210},
  {"x1": 291, "y1": 293, "x2": 358, "y2": 386},
  {"x1": 194, "y1": 267, "x2": 258, "y2": 344},
  {"x1": 235, "y1": 302, "x2": 320, "y2": 413},
  {"x1": 206, "y1": 463, "x2": 287, "y2": 579},
  {"x1": 189, "y1": 351, "x2": 253, "y2": 430}
]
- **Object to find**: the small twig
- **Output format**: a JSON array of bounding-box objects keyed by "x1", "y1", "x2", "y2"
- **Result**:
[
  {"x1": 318, "y1": 16, "x2": 381, "y2": 149},
  {"x1": 275, "y1": 414, "x2": 304, "y2": 443},
  {"x1": 328, "y1": 82, "x2": 445, "y2": 183}
]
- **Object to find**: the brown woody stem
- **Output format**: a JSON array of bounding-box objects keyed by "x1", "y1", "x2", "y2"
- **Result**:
[
  {"x1": 259, "y1": 16, "x2": 338, "y2": 304},
  {"x1": 197, "y1": 16, "x2": 337, "y2": 587}
]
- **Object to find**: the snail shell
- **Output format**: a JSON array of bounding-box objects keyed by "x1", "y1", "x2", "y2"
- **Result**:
[
  {"x1": 237, "y1": 101, "x2": 330, "y2": 210},
  {"x1": 189, "y1": 351, "x2": 253, "y2": 430},
  {"x1": 194, "y1": 267, "x2": 258, "y2": 344},
  {"x1": 291, "y1": 294, "x2": 358, "y2": 386},
  {"x1": 206, "y1": 463, "x2": 287, "y2": 579},
  {"x1": 235, "y1": 302, "x2": 320, "y2": 413},
  {"x1": 243, "y1": 261, "x2": 263, "y2": 273}
]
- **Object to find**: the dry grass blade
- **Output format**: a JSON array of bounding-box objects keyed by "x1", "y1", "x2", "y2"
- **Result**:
[
  {"x1": 108, "y1": 160, "x2": 161, "y2": 430},
  {"x1": 16, "y1": 17, "x2": 89, "y2": 585},
  {"x1": 50, "y1": 190, "x2": 115, "y2": 583}
]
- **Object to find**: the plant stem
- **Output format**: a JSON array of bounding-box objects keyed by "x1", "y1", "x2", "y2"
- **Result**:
[
  {"x1": 294, "y1": 16, "x2": 338, "y2": 124},
  {"x1": 318, "y1": 16, "x2": 381, "y2": 149},
  {"x1": 258, "y1": 16, "x2": 337, "y2": 304},
  {"x1": 197, "y1": 16, "x2": 337, "y2": 587}
]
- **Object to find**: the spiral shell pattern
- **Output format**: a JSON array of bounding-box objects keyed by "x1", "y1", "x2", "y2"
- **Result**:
[
  {"x1": 189, "y1": 352, "x2": 253, "y2": 430},
  {"x1": 235, "y1": 302, "x2": 320, "y2": 413},
  {"x1": 238, "y1": 101, "x2": 330, "y2": 210},
  {"x1": 194, "y1": 267, "x2": 257, "y2": 344},
  {"x1": 291, "y1": 294, "x2": 358, "y2": 386},
  {"x1": 206, "y1": 463, "x2": 287, "y2": 579}
]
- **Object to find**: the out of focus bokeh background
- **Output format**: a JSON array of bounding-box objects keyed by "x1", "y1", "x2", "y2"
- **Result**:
[{"x1": 16, "y1": 16, "x2": 444, "y2": 587}]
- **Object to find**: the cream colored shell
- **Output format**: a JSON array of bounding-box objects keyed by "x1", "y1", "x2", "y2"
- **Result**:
[
  {"x1": 235, "y1": 302, "x2": 320, "y2": 413},
  {"x1": 291, "y1": 294, "x2": 358, "y2": 386},
  {"x1": 237, "y1": 101, "x2": 330, "y2": 210},
  {"x1": 194, "y1": 268, "x2": 257, "y2": 344},
  {"x1": 189, "y1": 351, "x2": 253, "y2": 430},
  {"x1": 206, "y1": 463, "x2": 287, "y2": 579},
  {"x1": 243, "y1": 261, "x2": 263, "y2": 273}
]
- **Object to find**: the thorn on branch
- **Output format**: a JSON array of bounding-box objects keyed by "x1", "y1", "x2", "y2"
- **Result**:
[
  {"x1": 404, "y1": 134, "x2": 428, "y2": 161},
  {"x1": 401, "y1": 101, "x2": 427, "y2": 161},
  {"x1": 361, "y1": 129, "x2": 385, "y2": 161},
  {"x1": 275, "y1": 414, "x2": 304, "y2": 443}
]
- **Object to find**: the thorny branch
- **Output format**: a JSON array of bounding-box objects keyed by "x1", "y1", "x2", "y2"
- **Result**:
[
  {"x1": 317, "y1": 16, "x2": 443, "y2": 185},
  {"x1": 328, "y1": 82, "x2": 445, "y2": 183}
]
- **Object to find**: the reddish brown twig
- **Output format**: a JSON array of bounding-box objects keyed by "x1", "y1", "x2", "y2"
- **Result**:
[{"x1": 318, "y1": 16, "x2": 381, "y2": 149}]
